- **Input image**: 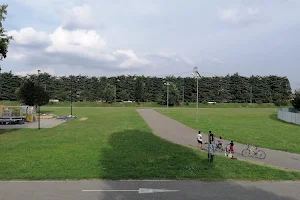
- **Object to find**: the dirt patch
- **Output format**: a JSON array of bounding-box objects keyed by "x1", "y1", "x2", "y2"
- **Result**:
[{"x1": 79, "y1": 117, "x2": 88, "y2": 121}]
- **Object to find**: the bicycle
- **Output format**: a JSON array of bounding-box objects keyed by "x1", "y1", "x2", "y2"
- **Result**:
[
  {"x1": 215, "y1": 143, "x2": 224, "y2": 152},
  {"x1": 242, "y1": 144, "x2": 266, "y2": 159}
]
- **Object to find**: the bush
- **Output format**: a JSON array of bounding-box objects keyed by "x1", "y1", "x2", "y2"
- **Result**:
[
  {"x1": 256, "y1": 100, "x2": 263, "y2": 105},
  {"x1": 280, "y1": 100, "x2": 289, "y2": 106},
  {"x1": 274, "y1": 100, "x2": 289, "y2": 107},
  {"x1": 292, "y1": 91, "x2": 300, "y2": 111}
]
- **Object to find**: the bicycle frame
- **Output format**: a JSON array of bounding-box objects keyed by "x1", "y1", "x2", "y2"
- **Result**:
[{"x1": 246, "y1": 144, "x2": 259, "y2": 154}]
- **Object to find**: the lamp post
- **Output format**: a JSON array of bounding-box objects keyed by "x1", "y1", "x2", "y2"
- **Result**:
[
  {"x1": 250, "y1": 86, "x2": 253, "y2": 104},
  {"x1": 182, "y1": 86, "x2": 185, "y2": 103},
  {"x1": 70, "y1": 76, "x2": 73, "y2": 116},
  {"x1": 192, "y1": 67, "x2": 201, "y2": 123},
  {"x1": 37, "y1": 69, "x2": 41, "y2": 129},
  {"x1": 164, "y1": 82, "x2": 170, "y2": 108},
  {"x1": 114, "y1": 79, "x2": 120, "y2": 102}
]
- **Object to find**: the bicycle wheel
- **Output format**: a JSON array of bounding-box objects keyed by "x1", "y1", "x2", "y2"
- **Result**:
[
  {"x1": 257, "y1": 150, "x2": 266, "y2": 159},
  {"x1": 242, "y1": 149, "x2": 250, "y2": 157}
]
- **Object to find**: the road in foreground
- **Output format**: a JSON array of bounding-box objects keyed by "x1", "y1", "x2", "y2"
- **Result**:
[{"x1": 0, "y1": 180, "x2": 299, "y2": 200}]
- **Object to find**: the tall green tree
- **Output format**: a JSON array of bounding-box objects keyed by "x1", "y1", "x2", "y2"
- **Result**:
[
  {"x1": 135, "y1": 76, "x2": 144, "y2": 102},
  {"x1": 103, "y1": 84, "x2": 115, "y2": 103},
  {"x1": 17, "y1": 79, "x2": 50, "y2": 106},
  {"x1": 159, "y1": 82, "x2": 180, "y2": 106},
  {"x1": 292, "y1": 90, "x2": 300, "y2": 111},
  {"x1": 0, "y1": 4, "x2": 13, "y2": 72}
]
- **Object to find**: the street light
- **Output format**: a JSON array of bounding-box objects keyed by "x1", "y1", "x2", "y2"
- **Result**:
[
  {"x1": 250, "y1": 86, "x2": 253, "y2": 104},
  {"x1": 164, "y1": 82, "x2": 170, "y2": 108},
  {"x1": 192, "y1": 67, "x2": 201, "y2": 123},
  {"x1": 70, "y1": 76, "x2": 73, "y2": 116},
  {"x1": 182, "y1": 86, "x2": 185, "y2": 103},
  {"x1": 37, "y1": 69, "x2": 41, "y2": 129},
  {"x1": 114, "y1": 79, "x2": 120, "y2": 102}
]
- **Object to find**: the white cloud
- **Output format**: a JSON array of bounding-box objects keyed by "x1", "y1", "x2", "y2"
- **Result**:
[
  {"x1": 7, "y1": 52, "x2": 26, "y2": 61},
  {"x1": 8, "y1": 26, "x2": 149, "y2": 70},
  {"x1": 152, "y1": 51, "x2": 195, "y2": 66},
  {"x1": 8, "y1": 27, "x2": 50, "y2": 46},
  {"x1": 218, "y1": 7, "x2": 260, "y2": 24},
  {"x1": 62, "y1": 4, "x2": 95, "y2": 30},
  {"x1": 15, "y1": 67, "x2": 56, "y2": 77},
  {"x1": 45, "y1": 26, "x2": 115, "y2": 61},
  {"x1": 113, "y1": 49, "x2": 150, "y2": 68}
]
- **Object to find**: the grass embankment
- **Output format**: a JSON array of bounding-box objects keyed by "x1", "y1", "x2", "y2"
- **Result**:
[
  {"x1": 157, "y1": 108, "x2": 300, "y2": 154},
  {"x1": 1, "y1": 108, "x2": 300, "y2": 180},
  {"x1": 0, "y1": 100, "x2": 289, "y2": 108}
]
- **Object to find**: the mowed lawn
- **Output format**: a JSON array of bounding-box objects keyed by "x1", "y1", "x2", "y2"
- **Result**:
[
  {"x1": 157, "y1": 108, "x2": 300, "y2": 154},
  {"x1": 1, "y1": 107, "x2": 300, "y2": 180}
]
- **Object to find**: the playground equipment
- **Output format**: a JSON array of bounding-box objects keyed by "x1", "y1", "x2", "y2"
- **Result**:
[
  {"x1": 0, "y1": 105, "x2": 36, "y2": 125},
  {"x1": 20, "y1": 106, "x2": 36, "y2": 122}
]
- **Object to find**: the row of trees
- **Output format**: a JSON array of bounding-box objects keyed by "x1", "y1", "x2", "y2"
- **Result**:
[{"x1": 0, "y1": 71, "x2": 293, "y2": 106}]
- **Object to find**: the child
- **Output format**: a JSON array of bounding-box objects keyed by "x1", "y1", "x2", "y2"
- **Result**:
[
  {"x1": 197, "y1": 131, "x2": 203, "y2": 150},
  {"x1": 230, "y1": 141, "x2": 234, "y2": 152},
  {"x1": 217, "y1": 137, "x2": 223, "y2": 148}
]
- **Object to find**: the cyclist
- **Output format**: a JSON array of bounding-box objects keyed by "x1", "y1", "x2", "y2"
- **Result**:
[{"x1": 217, "y1": 136, "x2": 223, "y2": 149}]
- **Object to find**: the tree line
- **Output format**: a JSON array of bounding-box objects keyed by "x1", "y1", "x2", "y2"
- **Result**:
[{"x1": 0, "y1": 72, "x2": 293, "y2": 106}]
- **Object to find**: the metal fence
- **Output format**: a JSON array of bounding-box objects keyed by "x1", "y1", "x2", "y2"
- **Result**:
[{"x1": 277, "y1": 108, "x2": 300, "y2": 125}]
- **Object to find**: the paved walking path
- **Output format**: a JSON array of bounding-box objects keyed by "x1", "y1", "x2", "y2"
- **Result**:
[{"x1": 137, "y1": 109, "x2": 300, "y2": 171}]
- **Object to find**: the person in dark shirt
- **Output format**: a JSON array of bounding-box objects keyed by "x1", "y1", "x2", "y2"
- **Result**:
[{"x1": 229, "y1": 141, "x2": 234, "y2": 152}]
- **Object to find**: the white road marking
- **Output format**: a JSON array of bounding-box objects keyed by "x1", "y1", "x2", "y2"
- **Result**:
[
  {"x1": 82, "y1": 188, "x2": 180, "y2": 194},
  {"x1": 119, "y1": 180, "x2": 174, "y2": 181}
]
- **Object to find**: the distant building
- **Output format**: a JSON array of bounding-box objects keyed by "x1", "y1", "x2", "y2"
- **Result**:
[{"x1": 49, "y1": 99, "x2": 59, "y2": 102}]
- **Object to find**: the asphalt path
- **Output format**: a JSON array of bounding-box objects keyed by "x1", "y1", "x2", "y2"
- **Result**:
[
  {"x1": 0, "y1": 118, "x2": 65, "y2": 129},
  {"x1": 0, "y1": 180, "x2": 299, "y2": 200},
  {"x1": 137, "y1": 109, "x2": 300, "y2": 171}
]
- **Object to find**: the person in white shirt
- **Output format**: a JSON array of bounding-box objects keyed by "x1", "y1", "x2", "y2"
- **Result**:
[{"x1": 197, "y1": 131, "x2": 203, "y2": 150}]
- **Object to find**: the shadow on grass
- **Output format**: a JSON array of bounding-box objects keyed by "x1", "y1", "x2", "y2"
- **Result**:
[
  {"x1": 99, "y1": 129, "x2": 221, "y2": 180},
  {"x1": 98, "y1": 130, "x2": 295, "y2": 199},
  {"x1": 0, "y1": 129, "x2": 20, "y2": 135}
]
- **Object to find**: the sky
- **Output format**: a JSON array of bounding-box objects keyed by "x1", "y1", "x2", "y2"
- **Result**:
[{"x1": 0, "y1": 0, "x2": 300, "y2": 90}]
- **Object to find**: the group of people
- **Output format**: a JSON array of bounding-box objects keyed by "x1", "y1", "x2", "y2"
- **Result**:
[{"x1": 197, "y1": 130, "x2": 234, "y2": 153}]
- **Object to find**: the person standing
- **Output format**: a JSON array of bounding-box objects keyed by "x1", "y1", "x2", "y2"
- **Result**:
[
  {"x1": 197, "y1": 131, "x2": 203, "y2": 150},
  {"x1": 230, "y1": 141, "x2": 235, "y2": 153},
  {"x1": 208, "y1": 135, "x2": 216, "y2": 162}
]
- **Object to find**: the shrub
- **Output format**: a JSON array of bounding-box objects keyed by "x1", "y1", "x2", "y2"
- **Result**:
[
  {"x1": 256, "y1": 100, "x2": 263, "y2": 105},
  {"x1": 292, "y1": 91, "x2": 300, "y2": 111},
  {"x1": 274, "y1": 100, "x2": 289, "y2": 107}
]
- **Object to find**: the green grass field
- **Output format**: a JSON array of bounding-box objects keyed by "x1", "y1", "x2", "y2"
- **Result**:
[
  {"x1": 1, "y1": 107, "x2": 300, "y2": 180},
  {"x1": 0, "y1": 100, "x2": 289, "y2": 108},
  {"x1": 157, "y1": 108, "x2": 300, "y2": 154}
]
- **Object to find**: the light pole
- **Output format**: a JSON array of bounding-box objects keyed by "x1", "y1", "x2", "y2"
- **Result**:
[
  {"x1": 164, "y1": 82, "x2": 170, "y2": 108},
  {"x1": 182, "y1": 86, "x2": 185, "y2": 103},
  {"x1": 114, "y1": 79, "x2": 120, "y2": 102},
  {"x1": 192, "y1": 67, "x2": 201, "y2": 123},
  {"x1": 37, "y1": 69, "x2": 41, "y2": 129},
  {"x1": 250, "y1": 86, "x2": 253, "y2": 104},
  {"x1": 70, "y1": 76, "x2": 73, "y2": 116}
]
